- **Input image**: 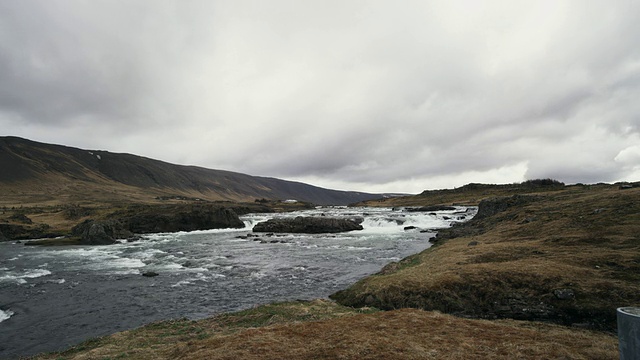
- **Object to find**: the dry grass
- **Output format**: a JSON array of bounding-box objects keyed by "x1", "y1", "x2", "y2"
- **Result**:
[
  {"x1": 31, "y1": 301, "x2": 617, "y2": 360},
  {"x1": 332, "y1": 185, "x2": 640, "y2": 329}
]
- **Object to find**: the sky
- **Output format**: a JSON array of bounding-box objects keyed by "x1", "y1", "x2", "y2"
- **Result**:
[{"x1": 1, "y1": 1, "x2": 640, "y2": 194}]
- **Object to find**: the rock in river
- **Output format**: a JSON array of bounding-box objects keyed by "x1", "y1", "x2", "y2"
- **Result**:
[
  {"x1": 71, "y1": 219, "x2": 133, "y2": 245},
  {"x1": 253, "y1": 216, "x2": 363, "y2": 234}
]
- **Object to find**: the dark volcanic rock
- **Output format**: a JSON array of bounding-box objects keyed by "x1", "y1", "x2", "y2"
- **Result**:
[
  {"x1": 9, "y1": 213, "x2": 33, "y2": 224},
  {"x1": 0, "y1": 223, "x2": 57, "y2": 241},
  {"x1": 474, "y1": 194, "x2": 539, "y2": 220},
  {"x1": 72, "y1": 219, "x2": 133, "y2": 245},
  {"x1": 253, "y1": 216, "x2": 363, "y2": 234},
  {"x1": 121, "y1": 206, "x2": 244, "y2": 233}
]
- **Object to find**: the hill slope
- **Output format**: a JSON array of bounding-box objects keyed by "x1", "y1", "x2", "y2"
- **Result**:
[
  {"x1": 0, "y1": 136, "x2": 380, "y2": 206},
  {"x1": 332, "y1": 183, "x2": 640, "y2": 331}
]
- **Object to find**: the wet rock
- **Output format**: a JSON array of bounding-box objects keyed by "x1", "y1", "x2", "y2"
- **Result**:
[
  {"x1": 71, "y1": 219, "x2": 133, "y2": 245},
  {"x1": 142, "y1": 271, "x2": 159, "y2": 277},
  {"x1": 404, "y1": 226, "x2": 417, "y2": 231},
  {"x1": 126, "y1": 236, "x2": 142, "y2": 243},
  {"x1": 253, "y1": 216, "x2": 363, "y2": 234}
]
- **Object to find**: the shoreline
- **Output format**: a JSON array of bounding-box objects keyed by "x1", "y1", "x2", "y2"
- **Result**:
[{"x1": 18, "y1": 183, "x2": 640, "y2": 358}]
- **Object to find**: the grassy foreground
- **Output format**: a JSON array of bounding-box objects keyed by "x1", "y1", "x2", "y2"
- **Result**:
[
  {"x1": 31, "y1": 300, "x2": 617, "y2": 360},
  {"x1": 28, "y1": 182, "x2": 638, "y2": 359}
]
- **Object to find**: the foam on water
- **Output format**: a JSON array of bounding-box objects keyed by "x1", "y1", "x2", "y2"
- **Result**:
[
  {"x1": 0, "y1": 309, "x2": 15, "y2": 323},
  {"x1": 0, "y1": 269, "x2": 52, "y2": 284},
  {"x1": 243, "y1": 206, "x2": 475, "y2": 235}
]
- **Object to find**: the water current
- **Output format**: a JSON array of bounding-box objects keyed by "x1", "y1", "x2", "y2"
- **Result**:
[{"x1": 0, "y1": 206, "x2": 476, "y2": 359}]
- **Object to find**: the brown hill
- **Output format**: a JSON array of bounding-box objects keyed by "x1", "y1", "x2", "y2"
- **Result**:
[{"x1": 0, "y1": 136, "x2": 381, "y2": 206}]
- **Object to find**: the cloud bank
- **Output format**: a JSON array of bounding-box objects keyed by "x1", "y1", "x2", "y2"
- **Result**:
[{"x1": 1, "y1": 1, "x2": 639, "y2": 193}]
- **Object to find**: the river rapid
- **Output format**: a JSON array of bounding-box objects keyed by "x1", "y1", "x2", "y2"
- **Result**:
[{"x1": 0, "y1": 206, "x2": 475, "y2": 359}]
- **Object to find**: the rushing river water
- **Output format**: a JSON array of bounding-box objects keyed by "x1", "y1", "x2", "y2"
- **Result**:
[{"x1": 0, "y1": 206, "x2": 475, "y2": 359}]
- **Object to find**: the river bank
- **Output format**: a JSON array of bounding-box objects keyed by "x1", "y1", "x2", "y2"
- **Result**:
[
  {"x1": 1, "y1": 206, "x2": 461, "y2": 359},
  {"x1": 19, "y1": 182, "x2": 639, "y2": 359}
]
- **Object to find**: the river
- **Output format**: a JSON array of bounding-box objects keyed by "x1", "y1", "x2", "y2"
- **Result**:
[{"x1": 0, "y1": 206, "x2": 475, "y2": 359}]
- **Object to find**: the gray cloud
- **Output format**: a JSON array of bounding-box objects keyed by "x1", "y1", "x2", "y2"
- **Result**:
[{"x1": 1, "y1": 1, "x2": 639, "y2": 193}]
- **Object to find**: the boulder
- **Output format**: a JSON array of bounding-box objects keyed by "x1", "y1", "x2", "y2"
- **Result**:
[
  {"x1": 122, "y1": 206, "x2": 244, "y2": 233},
  {"x1": 253, "y1": 216, "x2": 363, "y2": 234},
  {"x1": 0, "y1": 223, "x2": 56, "y2": 241},
  {"x1": 71, "y1": 219, "x2": 133, "y2": 245},
  {"x1": 474, "y1": 195, "x2": 539, "y2": 220}
]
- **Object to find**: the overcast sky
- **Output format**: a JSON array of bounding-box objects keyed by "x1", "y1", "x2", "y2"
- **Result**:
[{"x1": 1, "y1": 1, "x2": 639, "y2": 193}]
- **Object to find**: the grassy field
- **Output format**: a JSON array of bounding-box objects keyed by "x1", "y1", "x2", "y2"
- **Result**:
[
  {"x1": 21, "y1": 181, "x2": 639, "y2": 359},
  {"x1": 334, "y1": 183, "x2": 640, "y2": 331},
  {"x1": 31, "y1": 300, "x2": 617, "y2": 360}
]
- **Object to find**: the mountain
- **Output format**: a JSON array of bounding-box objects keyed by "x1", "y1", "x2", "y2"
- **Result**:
[{"x1": 0, "y1": 136, "x2": 382, "y2": 206}]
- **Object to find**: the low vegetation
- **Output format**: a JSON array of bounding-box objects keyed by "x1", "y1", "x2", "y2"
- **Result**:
[
  {"x1": 31, "y1": 300, "x2": 617, "y2": 360},
  {"x1": 333, "y1": 182, "x2": 640, "y2": 331}
]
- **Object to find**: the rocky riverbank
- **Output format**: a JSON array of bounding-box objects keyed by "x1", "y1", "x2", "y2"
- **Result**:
[
  {"x1": 331, "y1": 184, "x2": 640, "y2": 331},
  {"x1": 1, "y1": 201, "x2": 301, "y2": 245}
]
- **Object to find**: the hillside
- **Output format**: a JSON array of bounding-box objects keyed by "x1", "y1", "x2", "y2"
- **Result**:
[
  {"x1": 0, "y1": 136, "x2": 381, "y2": 207},
  {"x1": 333, "y1": 182, "x2": 640, "y2": 331},
  {"x1": 28, "y1": 182, "x2": 637, "y2": 359}
]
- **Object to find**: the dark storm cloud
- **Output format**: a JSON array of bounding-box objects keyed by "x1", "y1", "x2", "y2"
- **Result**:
[{"x1": 1, "y1": 1, "x2": 640, "y2": 193}]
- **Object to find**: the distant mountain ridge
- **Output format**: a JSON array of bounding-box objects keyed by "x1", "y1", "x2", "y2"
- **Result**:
[{"x1": 0, "y1": 136, "x2": 382, "y2": 205}]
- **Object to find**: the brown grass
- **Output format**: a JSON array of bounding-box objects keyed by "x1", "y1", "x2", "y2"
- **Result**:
[
  {"x1": 31, "y1": 301, "x2": 617, "y2": 360},
  {"x1": 332, "y1": 185, "x2": 640, "y2": 329}
]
